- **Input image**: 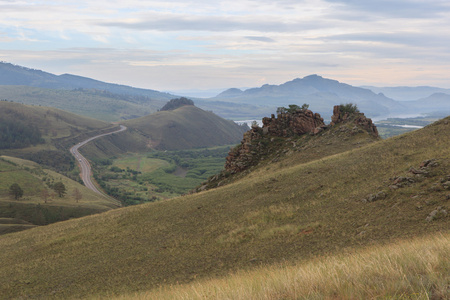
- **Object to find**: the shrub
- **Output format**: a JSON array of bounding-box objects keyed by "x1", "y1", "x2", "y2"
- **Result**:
[{"x1": 339, "y1": 103, "x2": 359, "y2": 114}]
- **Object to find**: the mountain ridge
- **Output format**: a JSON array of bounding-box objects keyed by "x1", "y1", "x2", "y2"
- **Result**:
[{"x1": 213, "y1": 74, "x2": 405, "y2": 119}]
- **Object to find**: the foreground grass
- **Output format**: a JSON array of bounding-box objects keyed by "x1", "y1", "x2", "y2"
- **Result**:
[
  {"x1": 115, "y1": 233, "x2": 449, "y2": 300},
  {"x1": 0, "y1": 117, "x2": 448, "y2": 299}
]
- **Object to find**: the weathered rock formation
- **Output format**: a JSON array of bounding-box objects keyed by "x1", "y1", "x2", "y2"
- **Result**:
[
  {"x1": 261, "y1": 109, "x2": 325, "y2": 137},
  {"x1": 331, "y1": 105, "x2": 378, "y2": 137},
  {"x1": 224, "y1": 105, "x2": 379, "y2": 174},
  {"x1": 225, "y1": 109, "x2": 325, "y2": 173}
]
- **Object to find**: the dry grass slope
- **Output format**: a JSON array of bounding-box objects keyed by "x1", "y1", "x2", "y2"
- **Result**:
[
  {"x1": 114, "y1": 232, "x2": 449, "y2": 299},
  {"x1": 0, "y1": 117, "x2": 448, "y2": 299}
]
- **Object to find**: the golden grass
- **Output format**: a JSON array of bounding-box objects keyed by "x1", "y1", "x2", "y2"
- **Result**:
[
  {"x1": 0, "y1": 117, "x2": 448, "y2": 299},
  {"x1": 114, "y1": 233, "x2": 449, "y2": 300}
]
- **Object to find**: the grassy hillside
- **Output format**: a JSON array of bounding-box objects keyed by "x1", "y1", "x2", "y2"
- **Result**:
[
  {"x1": 0, "y1": 86, "x2": 164, "y2": 121},
  {"x1": 0, "y1": 116, "x2": 449, "y2": 299},
  {"x1": 0, "y1": 156, "x2": 118, "y2": 235},
  {"x1": 0, "y1": 101, "x2": 113, "y2": 148},
  {"x1": 0, "y1": 101, "x2": 118, "y2": 172},
  {"x1": 80, "y1": 105, "x2": 247, "y2": 159},
  {"x1": 124, "y1": 105, "x2": 248, "y2": 150}
]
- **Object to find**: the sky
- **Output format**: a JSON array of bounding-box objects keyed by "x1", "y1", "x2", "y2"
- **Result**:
[{"x1": 1, "y1": 0, "x2": 450, "y2": 95}]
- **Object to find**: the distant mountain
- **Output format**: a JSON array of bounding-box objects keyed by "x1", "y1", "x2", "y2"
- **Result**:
[
  {"x1": 362, "y1": 86, "x2": 450, "y2": 101},
  {"x1": 405, "y1": 93, "x2": 450, "y2": 115},
  {"x1": 0, "y1": 62, "x2": 176, "y2": 100},
  {"x1": 213, "y1": 75, "x2": 405, "y2": 119},
  {"x1": 0, "y1": 62, "x2": 269, "y2": 120}
]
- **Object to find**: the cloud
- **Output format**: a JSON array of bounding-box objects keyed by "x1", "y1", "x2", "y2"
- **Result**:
[
  {"x1": 324, "y1": 0, "x2": 450, "y2": 18},
  {"x1": 245, "y1": 36, "x2": 276, "y2": 42},
  {"x1": 1, "y1": 0, "x2": 450, "y2": 90},
  {"x1": 97, "y1": 14, "x2": 320, "y2": 33}
]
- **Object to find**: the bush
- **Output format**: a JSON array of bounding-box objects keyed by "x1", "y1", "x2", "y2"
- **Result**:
[
  {"x1": 9, "y1": 183, "x2": 24, "y2": 200},
  {"x1": 339, "y1": 103, "x2": 359, "y2": 114}
]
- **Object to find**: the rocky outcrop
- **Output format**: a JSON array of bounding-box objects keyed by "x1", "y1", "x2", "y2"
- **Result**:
[
  {"x1": 225, "y1": 125, "x2": 265, "y2": 173},
  {"x1": 261, "y1": 109, "x2": 325, "y2": 137},
  {"x1": 224, "y1": 105, "x2": 378, "y2": 174},
  {"x1": 225, "y1": 109, "x2": 325, "y2": 173},
  {"x1": 331, "y1": 105, "x2": 378, "y2": 137}
]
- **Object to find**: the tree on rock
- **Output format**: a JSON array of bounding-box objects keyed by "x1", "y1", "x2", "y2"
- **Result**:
[
  {"x1": 53, "y1": 182, "x2": 66, "y2": 197},
  {"x1": 9, "y1": 183, "x2": 23, "y2": 200}
]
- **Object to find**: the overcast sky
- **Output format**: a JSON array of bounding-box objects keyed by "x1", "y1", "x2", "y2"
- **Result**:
[{"x1": 1, "y1": 0, "x2": 449, "y2": 94}]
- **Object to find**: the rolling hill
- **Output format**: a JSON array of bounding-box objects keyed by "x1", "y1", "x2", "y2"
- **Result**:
[
  {"x1": 0, "y1": 155, "x2": 118, "y2": 235},
  {"x1": 0, "y1": 110, "x2": 448, "y2": 299},
  {"x1": 79, "y1": 104, "x2": 248, "y2": 159},
  {"x1": 0, "y1": 85, "x2": 165, "y2": 121},
  {"x1": 0, "y1": 101, "x2": 118, "y2": 172},
  {"x1": 124, "y1": 105, "x2": 248, "y2": 150}
]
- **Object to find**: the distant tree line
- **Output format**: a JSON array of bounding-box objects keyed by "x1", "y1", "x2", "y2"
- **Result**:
[{"x1": 0, "y1": 118, "x2": 44, "y2": 149}]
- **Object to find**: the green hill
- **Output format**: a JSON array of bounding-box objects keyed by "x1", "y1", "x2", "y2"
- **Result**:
[
  {"x1": 0, "y1": 86, "x2": 165, "y2": 121},
  {"x1": 124, "y1": 105, "x2": 248, "y2": 150},
  {"x1": 0, "y1": 156, "x2": 118, "y2": 235},
  {"x1": 0, "y1": 115, "x2": 448, "y2": 299},
  {"x1": 79, "y1": 105, "x2": 248, "y2": 159},
  {"x1": 0, "y1": 101, "x2": 117, "y2": 172}
]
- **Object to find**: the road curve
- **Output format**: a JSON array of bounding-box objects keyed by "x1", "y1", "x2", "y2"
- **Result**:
[{"x1": 70, "y1": 125, "x2": 127, "y2": 196}]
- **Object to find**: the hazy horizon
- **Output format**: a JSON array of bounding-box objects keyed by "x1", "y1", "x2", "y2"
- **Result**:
[{"x1": 1, "y1": 0, "x2": 450, "y2": 91}]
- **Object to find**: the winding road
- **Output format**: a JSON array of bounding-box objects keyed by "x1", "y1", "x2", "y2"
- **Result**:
[{"x1": 70, "y1": 125, "x2": 127, "y2": 196}]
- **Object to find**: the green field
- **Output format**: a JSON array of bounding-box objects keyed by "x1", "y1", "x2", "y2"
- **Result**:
[
  {"x1": 92, "y1": 146, "x2": 232, "y2": 205},
  {"x1": 113, "y1": 155, "x2": 170, "y2": 173}
]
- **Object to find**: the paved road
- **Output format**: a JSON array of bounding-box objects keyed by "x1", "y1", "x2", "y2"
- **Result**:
[{"x1": 70, "y1": 125, "x2": 127, "y2": 196}]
